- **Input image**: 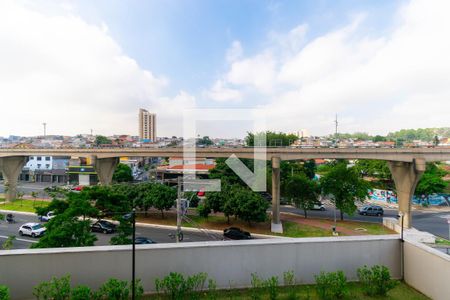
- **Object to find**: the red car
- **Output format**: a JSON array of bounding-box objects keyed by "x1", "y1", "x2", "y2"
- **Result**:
[{"x1": 72, "y1": 185, "x2": 84, "y2": 191}]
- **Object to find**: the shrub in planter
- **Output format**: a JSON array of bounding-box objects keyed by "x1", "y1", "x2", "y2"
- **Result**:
[
  {"x1": 314, "y1": 270, "x2": 347, "y2": 299},
  {"x1": 283, "y1": 270, "x2": 296, "y2": 300},
  {"x1": 263, "y1": 276, "x2": 279, "y2": 300},
  {"x1": 357, "y1": 265, "x2": 397, "y2": 296},
  {"x1": 250, "y1": 273, "x2": 264, "y2": 300},
  {"x1": 71, "y1": 285, "x2": 92, "y2": 300},
  {"x1": 155, "y1": 272, "x2": 208, "y2": 300},
  {"x1": 0, "y1": 285, "x2": 10, "y2": 300},
  {"x1": 95, "y1": 278, "x2": 130, "y2": 300},
  {"x1": 33, "y1": 275, "x2": 71, "y2": 300}
]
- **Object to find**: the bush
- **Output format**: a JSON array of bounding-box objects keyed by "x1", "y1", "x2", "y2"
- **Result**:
[
  {"x1": 263, "y1": 276, "x2": 279, "y2": 300},
  {"x1": 250, "y1": 273, "x2": 264, "y2": 300},
  {"x1": 207, "y1": 279, "x2": 217, "y2": 300},
  {"x1": 357, "y1": 265, "x2": 397, "y2": 296},
  {"x1": 96, "y1": 278, "x2": 129, "y2": 300},
  {"x1": 71, "y1": 285, "x2": 92, "y2": 300},
  {"x1": 314, "y1": 270, "x2": 347, "y2": 299},
  {"x1": 155, "y1": 272, "x2": 208, "y2": 300},
  {"x1": 0, "y1": 285, "x2": 9, "y2": 300},
  {"x1": 33, "y1": 275, "x2": 71, "y2": 300},
  {"x1": 283, "y1": 271, "x2": 296, "y2": 300},
  {"x1": 197, "y1": 204, "x2": 211, "y2": 218}
]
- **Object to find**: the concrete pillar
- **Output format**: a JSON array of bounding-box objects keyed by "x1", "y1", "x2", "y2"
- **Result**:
[
  {"x1": 0, "y1": 156, "x2": 27, "y2": 202},
  {"x1": 93, "y1": 156, "x2": 119, "y2": 185},
  {"x1": 388, "y1": 158, "x2": 426, "y2": 228},
  {"x1": 271, "y1": 156, "x2": 283, "y2": 233}
]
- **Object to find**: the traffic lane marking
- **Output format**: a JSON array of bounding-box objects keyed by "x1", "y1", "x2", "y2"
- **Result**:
[{"x1": 0, "y1": 235, "x2": 38, "y2": 243}]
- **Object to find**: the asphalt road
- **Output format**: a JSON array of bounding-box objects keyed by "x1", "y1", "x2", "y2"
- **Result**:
[
  {"x1": 0, "y1": 212, "x2": 220, "y2": 250},
  {"x1": 0, "y1": 181, "x2": 58, "y2": 198},
  {"x1": 281, "y1": 205, "x2": 450, "y2": 239}
]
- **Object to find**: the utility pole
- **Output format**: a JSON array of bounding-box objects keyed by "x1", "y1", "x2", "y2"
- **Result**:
[
  {"x1": 176, "y1": 176, "x2": 182, "y2": 243},
  {"x1": 42, "y1": 122, "x2": 47, "y2": 137},
  {"x1": 334, "y1": 114, "x2": 338, "y2": 141},
  {"x1": 131, "y1": 208, "x2": 136, "y2": 300}
]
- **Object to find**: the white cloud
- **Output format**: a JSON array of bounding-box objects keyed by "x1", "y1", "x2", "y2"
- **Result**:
[
  {"x1": 226, "y1": 40, "x2": 243, "y2": 63},
  {"x1": 0, "y1": 1, "x2": 194, "y2": 137},
  {"x1": 215, "y1": 0, "x2": 450, "y2": 136},
  {"x1": 226, "y1": 52, "x2": 277, "y2": 93},
  {"x1": 203, "y1": 80, "x2": 242, "y2": 102}
]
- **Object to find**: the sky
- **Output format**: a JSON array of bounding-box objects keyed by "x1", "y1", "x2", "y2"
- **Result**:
[{"x1": 0, "y1": 0, "x2": 449, "y2": 138}]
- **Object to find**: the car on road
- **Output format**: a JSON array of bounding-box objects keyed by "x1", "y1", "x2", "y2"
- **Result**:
[
  {"x1": 91, "y1": 220, "x2": 116, "y2": 234},
  {"x1": 311, "y1": 201, "x2": 326, "y2": 211},
  {"x1": 358, "y1": 205, "x2": 384, "y2": 216},
  {"x1": 223, "y1": 227, "x2": 252, "y2": 240},
  {"x1": 18, "y1": 223, "x2": 46, "y2": 237},
  {"x1": 135, "y1": 237, "x2": 157, "y2": 244},
  {"x1": 38, "y1": 211, "x2": 55, "y2": 222}
]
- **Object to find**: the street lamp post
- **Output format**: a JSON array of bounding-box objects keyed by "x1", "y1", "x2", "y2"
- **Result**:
[
  {"x1": 398, "y1": 212, "x2": 404, "y2": 280},
  {"x1": 132, "y1": 208, "x2": 136, "y2": 300}
]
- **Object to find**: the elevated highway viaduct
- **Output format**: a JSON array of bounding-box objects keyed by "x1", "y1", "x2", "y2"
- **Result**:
[{"x1": 1, "y1": 147, "x2": 449, "y2": 232}]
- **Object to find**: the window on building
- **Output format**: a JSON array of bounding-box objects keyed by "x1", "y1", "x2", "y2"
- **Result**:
[
  {"x1": 37, "y1": 157, "x2": 42, "y2": 161},
  {"x1": 45, "y1": 157, "x2": 50, "y2": 161},
  {"x1": 45, "y1": 164, "x2": 50, "y2": 168},
  {"x1": 29, "y1": 156, "x2": 34, "y2": 160},
  {"x1": 37, "y1": 164, "x2": 41, "y2": 168}
]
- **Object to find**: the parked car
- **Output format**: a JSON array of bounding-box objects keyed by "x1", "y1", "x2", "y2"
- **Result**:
[
  {"x1": 223, "y1": 227, "x2": 252, "y2": 240},
  {"x1": 311, "y1": 202, "x2": 326, "y2": 211},
  {"x1": 91, "y1": 220, "x2": 116, "y2": 234},
  {"x1": 38, "y1": 211, "x2": 55, "y2": 222},
  {"x1": 71, "y1": 185, "x2": 84, "y2": 192},
  {"x1": 18, "y1": 223, "x2": 46, "y2": 238},
  {"x1": 135, "y1": 237, "x2": 156, "y2": 244},
  {"x1": 358, "y1": 205, "x2": 384, "y2": 216}
]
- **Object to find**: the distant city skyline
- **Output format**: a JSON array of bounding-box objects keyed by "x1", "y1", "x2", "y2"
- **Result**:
[{"x1": 1, "y1": 0, "x2": 449, "y2": 138}]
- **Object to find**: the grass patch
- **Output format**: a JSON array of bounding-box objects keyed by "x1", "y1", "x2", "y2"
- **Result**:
[
  {"x1": 0, "y1": 199, "x2": 49, "y2": 213},
  {"x1": 436, "y1": 237, "x2": 450, "y2": 246},
  {"x1": 144, "y1": 281, "x2": 428, "y2": 299},
  {"x1": 334, "y1": 220, "x2": 395, "y2": 235},
  {"x1": 278, "y1": 221, "x2": 332, "y2": 237}
]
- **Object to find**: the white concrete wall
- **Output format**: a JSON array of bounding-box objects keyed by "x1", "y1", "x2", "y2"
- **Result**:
[
  {"x1": 404, "y1": 238, "x2": 450, "y2": 300},
  {"x1": 0, "y1": 235, "x2": 400, "y2": 300}
]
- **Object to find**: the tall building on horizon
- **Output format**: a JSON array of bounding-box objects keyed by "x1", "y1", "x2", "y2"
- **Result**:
[{"x1": 139, "y1": 108, "x2": 156, "y2": 142}]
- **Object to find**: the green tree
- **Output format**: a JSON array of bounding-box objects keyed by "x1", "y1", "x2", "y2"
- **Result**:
[
  {"x1": 31, "y1": 191, "x2": 39, "y2": 207},
  {"x1": 355, "y1": 160, "x2": 393, "y2": 189},
  {"x1": 208, "y1": 158, "x2": 255, "y2": 187},
  {"x1": 235, "y1": 188, "x2": 269, "y2": 225},
  {"x1": 415, "y1": 163, "x2": 447, "y2": 203},
  {"x1": 197, "y1": 136, "x2": 213, "y2": 146},
  {"x1": 205, "y1": 191, "x2": 227, "y2": 214},
  {"x1": 112, "y1": 163, "x2": 134, "y2": 183},
  {"x1": 285, "y1": 174, "x2": 320, "y2": 218},
  {"x1": 149, "y1": 184, "x2": 177, "y2": 218},
  {"x1": 245, "y1": 131, "x2": 298, "y2": 147},
  {"x1": 84, "y1": 185, "x2": 134, "y2": 245},
  {"x1": 95, "y1": 135, "x2": 112, "y2": 145},
  {"x1": 320, "y1": 161, "x2": 370, "y2": 220},
  {"x1": 373, "y1": 135, "x2": 387, "y2": 142},
  {"x1": 33, "y1": 192, "x2": 99, "y2": 248}
]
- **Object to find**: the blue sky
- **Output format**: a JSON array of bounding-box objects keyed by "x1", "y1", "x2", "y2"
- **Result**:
[
  {"x1": 75, "y1": 0, "x2": 400, "y2": 97},
  {"x1": 0, "y1": 0, "x2": 449, "y2": 137}
]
